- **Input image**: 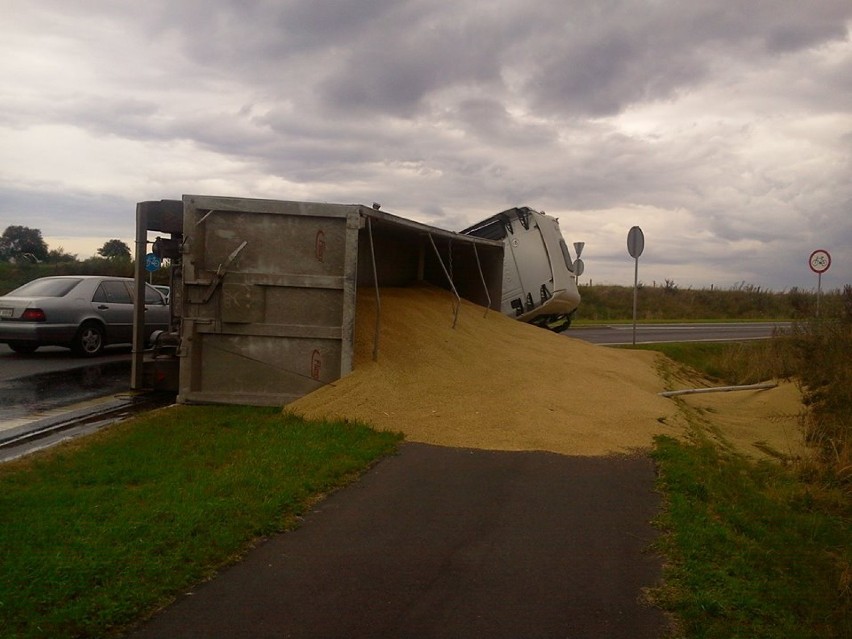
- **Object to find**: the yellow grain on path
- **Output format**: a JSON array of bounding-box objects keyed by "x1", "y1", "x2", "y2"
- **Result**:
[{"x1": 287, "y1": 285, "x2": 680, "y2": 456}]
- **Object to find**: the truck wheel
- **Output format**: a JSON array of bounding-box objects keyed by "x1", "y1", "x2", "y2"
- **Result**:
[
  {"x1": 552, "y1": 320, "x2": 571, "y2": 333},
  {"x1": 548, "y1": 315, "x2": 572, "y2": 333},
  {"x1": 8, "y1": 341, "x2": 39, "y2": 354},
  {"x1": 71, "y1": 322, "x2": 105, "y2": 357}
]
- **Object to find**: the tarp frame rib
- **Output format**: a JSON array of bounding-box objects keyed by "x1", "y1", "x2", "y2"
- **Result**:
[
  {"x1": 428, "y1": 233, "x2": 461, "y2": 328},
  {"x1": 366, "y1": 216, "x2": 381, "y2": 362},
  {"x1": 472, "y1": 243, "x2": 490, "y2": 318}
]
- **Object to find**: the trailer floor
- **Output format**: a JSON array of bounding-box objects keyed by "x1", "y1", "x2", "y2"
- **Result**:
[{"x1": 127, "y1": 442, "x2": 667, "y2": 639}]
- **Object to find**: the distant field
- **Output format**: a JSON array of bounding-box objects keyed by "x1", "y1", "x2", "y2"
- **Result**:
[{"x1": 575, "y1": 282, "x2": 828, "y2": 322}]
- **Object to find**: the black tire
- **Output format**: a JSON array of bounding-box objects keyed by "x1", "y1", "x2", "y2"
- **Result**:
[
  {"x1": 7, "y1": 341, "x2": 39, "y2": 354},
  {"x1": 71, "y1": 322, "x2": 105, "y2": 357},
  {"x1": 552, "y1": 317, "x2": 572, "y2": 333}
]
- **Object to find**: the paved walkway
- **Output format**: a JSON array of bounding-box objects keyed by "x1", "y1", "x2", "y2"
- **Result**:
[{"x1": 127, "y1": 443, "x2": 666, "y2": 638}]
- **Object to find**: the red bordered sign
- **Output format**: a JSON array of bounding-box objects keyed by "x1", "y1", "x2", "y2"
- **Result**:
[{"x1": 808, "y1": 249, "x2": 831, "y2": 274}]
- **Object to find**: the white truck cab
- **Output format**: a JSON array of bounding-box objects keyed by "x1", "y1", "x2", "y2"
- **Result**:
[{"x1": 462, "y1": 207, "x2": 581, "y2": 331}]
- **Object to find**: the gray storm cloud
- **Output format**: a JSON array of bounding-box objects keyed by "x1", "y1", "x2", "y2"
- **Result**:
[{"x1": 1, "y1": 0, "x2": 850, "y2": 289}]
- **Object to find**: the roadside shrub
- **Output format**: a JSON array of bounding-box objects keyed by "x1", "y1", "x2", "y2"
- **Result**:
[
  {"x1": 785, "y1": 286, "x2": 852, "y2": 485},
  {"x1": 0, "y1": 259, "x2": 166, "y2": 295},
  {"x1": 714, "y1": 338, "x2": 795, "y2": 385},
  {"x1": 575, "y1": 283, "x2": 819, "y2": 322}
]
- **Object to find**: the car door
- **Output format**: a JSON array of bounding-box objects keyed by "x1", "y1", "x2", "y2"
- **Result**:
[
  {"x1": 92, "y1": 280, "x2": 135, "y2": 343},
  {"x1": 138, "y1": 283, "x2": 171, "y2": 333}
]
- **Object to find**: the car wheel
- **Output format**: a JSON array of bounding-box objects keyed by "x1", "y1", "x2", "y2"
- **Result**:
[
  {"x1": 71, "y1": 322, "x2": 105, "y2": 357},
  {"x1": 8, "y1": 341, "x2": 39, "y2": 354}
]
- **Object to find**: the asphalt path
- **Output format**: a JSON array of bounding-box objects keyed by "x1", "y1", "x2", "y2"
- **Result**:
[{"x1": 127, "y1": 443, "x2": 667, "y2": 639}]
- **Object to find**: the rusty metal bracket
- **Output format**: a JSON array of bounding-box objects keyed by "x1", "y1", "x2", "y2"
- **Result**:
[
  {"x1": 195, "y1": 209, "x2": 216, "y2": 227},
  {"x1": 202, "y1": 240, "x2": 248, "y2": 303}
]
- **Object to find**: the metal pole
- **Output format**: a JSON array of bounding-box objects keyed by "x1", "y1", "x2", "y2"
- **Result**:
[
  {"x1": 659, "y1": 382, "x2": 777, "y2": 397},
  {"x1": 817, "y1": 272, "x2": 822, "y2": 318},
  {"x1": 131, "y1": 202, "x2": 148, "y2": 390},
  {"x1": 632, "y1": 256, "x2": 639, "y2": 345},
  {"x1": 472, "y1": 244, "x2": 491, "y2": 318},
  {"x1": 428, "y1": 234, "x2": 461, "y2": 328}
]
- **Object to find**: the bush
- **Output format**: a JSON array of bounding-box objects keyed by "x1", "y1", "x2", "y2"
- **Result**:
[
  {"x1": 785, "y1": 286, "x2": 852, "y2": 483},
  {"x1": 0, "y1": 259, "x2": 168, "y2": 295},
  {"x1": 576, "y1": 282, "x2": 818, "y2": 322}
]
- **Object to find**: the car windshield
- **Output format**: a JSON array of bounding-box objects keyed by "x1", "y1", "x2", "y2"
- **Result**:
[{"x1": 7, "y1": 278, "x2": 82, "y2": 298}]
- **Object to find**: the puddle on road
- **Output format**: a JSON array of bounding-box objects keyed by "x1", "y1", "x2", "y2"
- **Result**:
[{"x1": 0, "y1": 361, "x2": 133, "y2": 426}]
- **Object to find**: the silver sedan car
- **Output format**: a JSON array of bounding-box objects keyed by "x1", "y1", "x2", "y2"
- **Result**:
[{"x1": 0, "y1": 275, "x2": 171, "y2": 356}]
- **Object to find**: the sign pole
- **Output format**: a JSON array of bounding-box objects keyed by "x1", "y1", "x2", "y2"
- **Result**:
[
  {"x1": 817, "y1": 272, "x2": 822, "y2": 317},
  {"x1": 627, "y1": 226, "x2": 645, "y2": 346},
  {"x1": 632, "y1": 255, "x2": 639, "y2": 345},
  {"x1": 808, "y1": 249, "x2": 831, "y2": 318}
]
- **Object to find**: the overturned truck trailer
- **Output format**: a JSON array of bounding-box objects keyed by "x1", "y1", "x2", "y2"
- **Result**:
[{"x1": 131, "y1": 195, "x2": 505, "y2": 406}]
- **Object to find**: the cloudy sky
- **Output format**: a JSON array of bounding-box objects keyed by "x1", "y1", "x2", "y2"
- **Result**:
[{"x1": 2, "y1": 1, "x2": 850, "y2": 291}]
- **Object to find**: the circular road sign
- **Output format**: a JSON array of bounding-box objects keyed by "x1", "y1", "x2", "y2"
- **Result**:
[
  {"x1": 808, "y1": 249, "x2": 831, "y2": 274},
  {"x1": 573, "y1": 258, "x2": 585, "y2": 277},
  {"x1": 627, "y1": 226, "x2": 644, "y2": 258},
  {"x1": 145, "y1": 252, "x2": 162, "y2": 272}
]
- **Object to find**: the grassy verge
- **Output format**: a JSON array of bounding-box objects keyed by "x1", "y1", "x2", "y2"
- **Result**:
[
  {"x1": 637, "y1": 334, "x2": 851, "y2": 637},
  {"x1": 0, "y1": 405, "x2": 402, "y2": 639},
  {"x1": 626, "y1": 340, "x2": 791, "y2": 386},
  {"x1": 651, "y1": 433, "x2": 851, "y2": 638}
]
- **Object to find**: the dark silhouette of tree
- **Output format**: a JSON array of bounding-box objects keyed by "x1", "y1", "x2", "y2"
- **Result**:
[
  {"x1": 0, "y1": 226, "x2": 49, "y2": 263},
  {"x1": 97, "y1": 239, "x2": 131, "y2": 260},
  {"x1": 47, "y1": 247, "x2": 79, "y2": 263}
]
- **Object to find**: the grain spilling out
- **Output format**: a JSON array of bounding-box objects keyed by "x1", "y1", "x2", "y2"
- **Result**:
[{"x1": 287, "y1": 285, "x2": 681, "y2": 456}]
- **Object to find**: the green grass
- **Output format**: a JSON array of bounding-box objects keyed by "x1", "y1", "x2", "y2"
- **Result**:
[
  {"x1": 626, "y1": 340, "x2": 791, "y2": 386},
  {"x1": 651, "y1": 433, "x2": 851, "y2": 639},
  {"x1": 636, "y1": 329, "x2": 851, "y2": 637},
  {"x1": 0, "y1": 406, "x2": 402, "y2": 639},
  {"x1": 627, "y1": 341, "x2": 743, "y2": 383}
]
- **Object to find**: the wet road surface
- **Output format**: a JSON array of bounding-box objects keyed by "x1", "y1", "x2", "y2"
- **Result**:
[
  {"x1": 127, "y1": 443, "x2": 667, "y2": 639},
  {"x1": 0, "y1": 346, "x2": 174, "y2": 459},
  {"x1": 0, "y1": 359, "x2": 131, "y2": 422}
]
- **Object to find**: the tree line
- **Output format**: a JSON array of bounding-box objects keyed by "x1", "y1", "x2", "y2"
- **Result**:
[
  {"x1": 0, "y1": 225, "x2": 131, "y2": 263},
  {"x1": 0, "y1": 225, "x2": 170, "y2": 295}
]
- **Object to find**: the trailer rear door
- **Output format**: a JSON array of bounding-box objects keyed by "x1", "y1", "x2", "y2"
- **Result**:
[{"x1": 177, "y1": 195, "x2": 361, "y2": 406}]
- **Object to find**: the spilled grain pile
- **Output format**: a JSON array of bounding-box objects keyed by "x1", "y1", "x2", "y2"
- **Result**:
[
  {"x1": 679, "y1": 382, "x2": 807, "y2": 460},
  {"x1": 287, "y1": 285, "x2": 680, "y2": 455}
]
